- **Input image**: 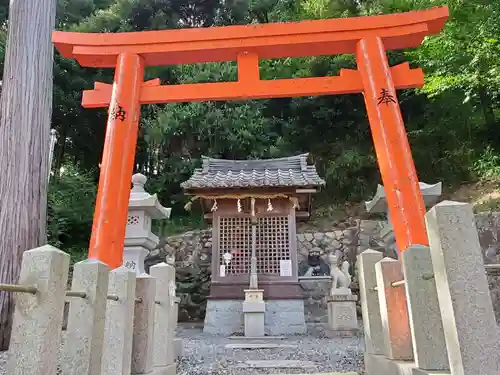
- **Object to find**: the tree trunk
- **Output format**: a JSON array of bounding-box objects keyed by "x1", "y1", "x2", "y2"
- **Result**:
[{"x1": 0, "y1": 0, "x2": 56, "y2": 351}]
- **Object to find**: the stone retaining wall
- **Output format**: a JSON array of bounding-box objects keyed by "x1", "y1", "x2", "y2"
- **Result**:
[{"x1": 146, "y1": 213, "x2": 500, "y2": 323}]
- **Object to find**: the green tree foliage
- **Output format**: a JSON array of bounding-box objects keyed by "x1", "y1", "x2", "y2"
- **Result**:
[
  {"x1": 47, "y1": 164, "x2": 97, "y2": 260},
  {"x1": 2, "y1": 0, "x2": 497, "y2": 253}
]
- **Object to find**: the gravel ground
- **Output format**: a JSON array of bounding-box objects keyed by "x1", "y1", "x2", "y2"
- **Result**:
[
  {"x1": 177, "y1": 325, "x2": 364, "y2": 375},
  {"x1": 0, "y1": 351, "x2": 6, "y2": 375},
  {"x1": 0, "y1": 325, "x2": 365, "y2": 375}
]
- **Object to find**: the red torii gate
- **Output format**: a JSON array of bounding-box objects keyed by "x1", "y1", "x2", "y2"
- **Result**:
[{"x1": 53, "y1": 6, "x2": 449, "y2": 269}]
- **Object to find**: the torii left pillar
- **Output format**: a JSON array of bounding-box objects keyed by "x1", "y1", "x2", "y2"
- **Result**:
[{"x1": 89, "y1": 53, "x2": 144, "y2": 269}]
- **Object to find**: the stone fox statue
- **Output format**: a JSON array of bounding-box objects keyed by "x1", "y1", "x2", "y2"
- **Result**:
[{"x1": 328, "y1": 252, "x2": 352, "y2": 295}]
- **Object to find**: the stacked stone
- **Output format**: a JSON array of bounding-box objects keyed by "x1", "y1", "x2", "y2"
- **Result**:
[
  {"x1": 146, "y1": 229, "x2": 212, "y2": 322},
  {"x1": 296, "y1": 229, "x2": 358, "y2": 264}
]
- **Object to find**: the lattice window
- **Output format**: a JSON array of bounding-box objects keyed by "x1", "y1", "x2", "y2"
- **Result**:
[
  {"x1": 256, "y1": 216, "x2": 290, "y2": 275},
  {"x1": 127, "y1": 215, "x2": 140, "y2": 225},
  {"x1": 218, "y1": 217, "x2": 251, "y2": 275}
]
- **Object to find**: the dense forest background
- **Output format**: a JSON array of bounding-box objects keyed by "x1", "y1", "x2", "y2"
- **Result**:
[{"x1": 0, "y1": 0, "x2": 497, "y2": 260}]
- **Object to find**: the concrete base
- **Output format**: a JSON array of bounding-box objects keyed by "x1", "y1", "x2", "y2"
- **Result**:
[
  {"x1": 204, "y1": 299, "x2": 306, "y2": 336},
  {"x1": 244, "y1": 310, "x2": 265, "y2": 337},
  {"x1": 152, "y1": 363, "x2": 176, "y2": 375},
  {"x1": 364, "y1": 353, "x2": 416, "y2": 375},
  {"x1": 265, "y1": 299, "x2": 307, "y2": 335},
  {"x1": 204, "y1": 300, "x2": 243, "y2": 335}
]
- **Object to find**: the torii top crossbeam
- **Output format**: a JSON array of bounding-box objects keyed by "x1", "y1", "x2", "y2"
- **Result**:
[
  {"x1": 54, "y1": 6, "x2": 447, "y2": 67},
  {"x1": 52, "y1": 7, "x2": 449, "y2": 269}
]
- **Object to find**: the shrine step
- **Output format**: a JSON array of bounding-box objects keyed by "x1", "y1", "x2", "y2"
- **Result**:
[
  {"x1": 232, "y1": 360, "x2": 318, "y2": 369},
  {"x1": 225, "y1": 342, "x2": 298, "y2": 349},
  {"x1": 228, "y1": 335, "x2": 286, "y2": 340}
]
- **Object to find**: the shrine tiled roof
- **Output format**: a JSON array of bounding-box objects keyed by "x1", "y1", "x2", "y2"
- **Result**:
[{"x1": 181, "y1": 153, "x2": 326, "y2": 190}]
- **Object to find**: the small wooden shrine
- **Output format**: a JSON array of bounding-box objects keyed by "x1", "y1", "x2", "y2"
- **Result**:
[{"x1": 182, "y1": 154, "x2": 325, "y2": 300}]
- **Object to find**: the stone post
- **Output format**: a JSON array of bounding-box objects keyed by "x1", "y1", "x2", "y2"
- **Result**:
[
  {"x1": 63, "y1": 259, "x2": 109, "y2": 375},
  {"x1": 124, "y1": 173, "x2": 171, "y2": 275},
  {"x1": 401, "y1": 245, "x2": 449, "y2": 371},
  {"x1": 173, "y1": 296, "x2": 183, "y2": 359},
  {"x1": 425, "y1": 201, "x2": 500, "y2": 375},
  {"x1": 243, "y1": 289, "x2": 266, "y2": 337},
  {"x1": 7, "y1": 245, "x2": 70, "y2": 375},
  {"x1": 375, "y1": 258, "x2": 413, "y2": 361},
  {"x1": 132, "y1": 274, "x2": 157, "y2": 375},
  {"x1": 357, "y1": 249, "x2": 384, "y2": 355},
  {"x1": 101, "y1": 267, "x2": 137, "y2": 375},
  {"x1": 150, "y1": 262, "x2": 176, "y2": 375}
]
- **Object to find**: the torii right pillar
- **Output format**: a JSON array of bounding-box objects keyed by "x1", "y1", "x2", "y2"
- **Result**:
[{"x1": 357, "y1": 36, "x2": 429, "y2": 252}]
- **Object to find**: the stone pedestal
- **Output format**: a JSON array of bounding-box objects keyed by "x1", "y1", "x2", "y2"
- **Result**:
[
  {"x1": 243, "y1": 289, "x2": 265, "y2": 337},
  {"x1": 326, "y1": 294, "x2": 358, "y2": 337},
  {"x1": 124, "y1": 247, "x2": 149, "y2": 275}
]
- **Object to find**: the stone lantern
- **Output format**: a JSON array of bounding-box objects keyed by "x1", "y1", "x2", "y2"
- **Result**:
[
  {"x1": 123, "y1": 173, "x2": 171, "y2": 275},
  {"x1": 365, "y1": 182, "x2": 442, "y2": 257}
]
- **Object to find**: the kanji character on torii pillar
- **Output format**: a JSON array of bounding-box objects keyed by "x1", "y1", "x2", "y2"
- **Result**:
[{"x1": 53, "y1": 6, "x2": 449, "y2": 269}]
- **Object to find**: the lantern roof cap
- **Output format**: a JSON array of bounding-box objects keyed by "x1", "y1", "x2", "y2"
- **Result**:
[
  {"x1": 365, "y1": 181, "x2": 442, "y2": 213},
  {"x1": 129, "y1": 173, "x2": 171, "y2": 219}
]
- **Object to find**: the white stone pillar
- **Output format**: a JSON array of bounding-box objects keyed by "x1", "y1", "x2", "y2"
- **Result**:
[
  {"x1": 7, "y1": 245, "x2": 70, "y2": 375},
  {"x1": 173, "y1": 296, "x2": 183, "y2": 359},
  {"x1": 358, "y1": 249, "x2": 384, "y2": 355},
  {"x1": 150, "y1": 262, "x2": 176, "y2": 375},
  {"x1": 131, "y1": 274, "x2": 157, "y2": 375},
  {"x1": 63, "y1": 260, "x2": 109, "y2": 375},
  {"x1": 101, "y1": 267, "x2": 137, "y2": 375},
  {"x1": 402, "y1": 245, "x2": 449, "y2": 371},
  {"x1": 426, "y1": 201, "x2": 500, "y2": 375}
]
